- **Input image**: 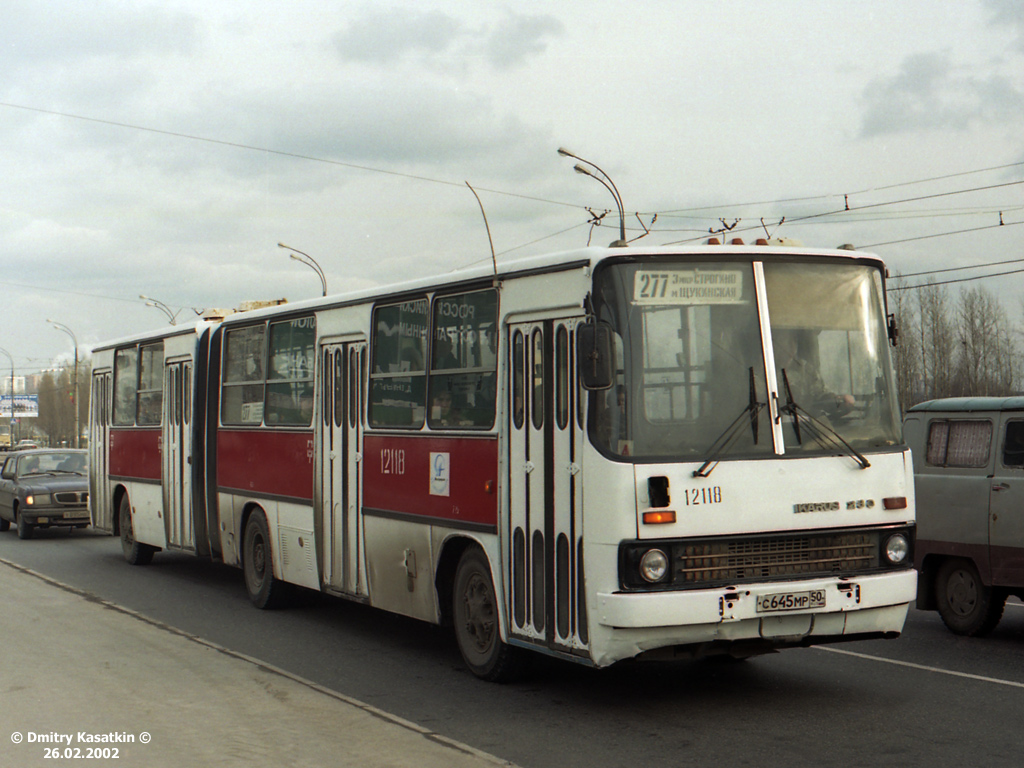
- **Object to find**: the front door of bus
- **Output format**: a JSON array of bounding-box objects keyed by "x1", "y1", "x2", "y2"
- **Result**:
[
  {"x1": 507, "y1": 318, "x2": 588, "y2": 654},
  {"x1": 163, "y1": 360, "x2": 194, "y2": 551},
  {"x1": 320, "y1": 341, "x2": 367, "y2": 597},
  {"x1": 89, "y1": 370, "x2": 112, "y2": 532}
]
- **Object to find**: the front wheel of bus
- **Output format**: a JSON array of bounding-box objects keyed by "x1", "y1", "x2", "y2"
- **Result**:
[
  {"x1": 243, "y1": 511, "x2": 287, "y2": 609},
  {"x1": 119, "y1": 495, "x2": 155, "y2": 565},
  {"x1": 935, "y1": 558, "x2": 1005, "y2": 636},
  {"x1": 453, "y1": 547, "x2": 521, "y2": 682}
]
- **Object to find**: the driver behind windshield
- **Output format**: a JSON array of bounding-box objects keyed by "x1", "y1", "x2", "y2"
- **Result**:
[{"x1": 774, "y1": 329, "x2": 854, "y2": 421}]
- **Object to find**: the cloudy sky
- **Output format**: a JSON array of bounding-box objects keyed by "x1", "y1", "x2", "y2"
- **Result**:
[{"x1": 2, "y1": 0, "x2": 1023, "y2": 378}]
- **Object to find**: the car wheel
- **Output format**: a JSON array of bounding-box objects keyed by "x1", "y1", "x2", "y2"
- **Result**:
[
  {"x1": 935, "y1": 558, "x2": 1005, "y2": 636},
  {"x1": 0, "y1": 517, "x2": 9, "y2": 532},
  {"x1": 242, "y1": 510, "x2": 288, "y2": 609},
  {"x1": 16, "y1": 513, "x2": 33, "y2": 540},
  {"x1": 119, "y1": 494, "x2": 155, "y2": 565},
  {"x1": 453, "y1": 546, "x2": 521, "y2": 682}
]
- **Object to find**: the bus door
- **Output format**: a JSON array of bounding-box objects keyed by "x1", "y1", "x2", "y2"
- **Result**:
[
  {"x1": 319, "y1": 341, "x2": 367, "y2": 597},
  {"x1": 163, "y1": 360, "x2": 194, "y2": 551},
  {"x1": 89, "y1": 370, "x2": 113, "y2": 532},
  {"x1": 507, "y1": 318, "x2": 588, "y2": 654}
]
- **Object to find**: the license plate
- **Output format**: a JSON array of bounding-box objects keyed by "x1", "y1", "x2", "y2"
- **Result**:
[{"x1": 756, "y1": 589, "x2": 826, "y2": 613}]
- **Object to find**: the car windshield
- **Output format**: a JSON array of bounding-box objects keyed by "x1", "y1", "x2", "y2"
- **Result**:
[
  {"x1": 19, "y1": 452, "x2": 87, "y2": 475},
  {"x1": 590, "y1": 255, "x2": 902, "y2": 462}
]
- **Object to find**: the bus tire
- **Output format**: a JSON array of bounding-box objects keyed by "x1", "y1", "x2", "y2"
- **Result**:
[
  {"x1": 453, "y1": 546, "x2": 521, "y2": 682},
  {"x1": 119, "y1": 495, "x2": 155, "y2": 565},
  {"x1": 243, "y1": 510, "x2": 287, "y2": 609},
  {"x1": 935, "y1": 558, "x2": 1005, "y2": 637}
]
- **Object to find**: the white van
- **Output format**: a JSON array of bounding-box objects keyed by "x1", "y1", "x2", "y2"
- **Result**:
[{"x1": 904, "y1": 397, "x2": 1024, "y2": 635}]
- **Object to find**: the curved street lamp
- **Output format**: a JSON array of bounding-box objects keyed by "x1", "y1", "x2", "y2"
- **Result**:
[
  {"x1": 278, "y1": 242, "x2": 327, "y2": 297},
  {"x1": 557, "y1": 147, "x2": 628, "y2": 247},
  {"x1": 47, "y1": 320, "x2": 79, "y2": 449},
  {"x1": 139, "y1": 294, "x2": 178, "y2": 325}
]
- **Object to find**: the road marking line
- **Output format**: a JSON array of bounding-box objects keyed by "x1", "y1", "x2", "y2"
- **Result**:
[{"x1": 815, "y1": 646, "x2": 1024, "y2": 689}]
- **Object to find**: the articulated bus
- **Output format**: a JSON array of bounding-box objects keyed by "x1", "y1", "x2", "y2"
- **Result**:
[{"x1": 89, "y1": 243, "x2": 916, "y2": 680}]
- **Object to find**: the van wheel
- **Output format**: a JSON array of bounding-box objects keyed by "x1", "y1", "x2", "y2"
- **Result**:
[
  {"x1": 119, "y1": 495, "x2": 155, "y2": 565},
  {"x1": 453, "y1": 547, "x2": 521, "y2": 682},
  {"x1": 935, "y1": 558, "x2": 1005, "y2": 636}
]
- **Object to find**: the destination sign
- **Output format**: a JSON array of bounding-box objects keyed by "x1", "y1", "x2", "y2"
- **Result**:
[{"x1": 633, "y1": 270, "x2": 745, "y2": 305}]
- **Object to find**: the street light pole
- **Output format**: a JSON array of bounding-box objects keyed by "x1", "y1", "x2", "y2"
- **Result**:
[
  {"x1": 47, "y1": 320, "x2": 79, "y2": 449},
  {"x1": 557, "y1": 147, "x2": 628, "y2": 247},
  {"x1": 139, "y1": 294, "x2": 178, "y2": 324},
  {"x1": 278, "y1": 242, "x2": 327, "y2": 297},
  {"x1": 0, "y1": 347, "x2": 14, "y2": 446}
]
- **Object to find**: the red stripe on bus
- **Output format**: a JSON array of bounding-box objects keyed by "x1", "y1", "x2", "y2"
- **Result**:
[
  {"x1": 109, "y1": 428, "x2": 161, "y2": 481},
  {"x1": 217, "y1": 429, "x2": 314, "y2": 501},
  {"x1": 363, "y1": 434, "x2": 498, "y2": 527}
]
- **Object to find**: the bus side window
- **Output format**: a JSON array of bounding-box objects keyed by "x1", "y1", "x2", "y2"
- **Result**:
[
  {"x1": 265, "y1": 317, "x2": 316, "y2": 426},
  {"x1": 369, "y1": 299, "x2": 428, "y2": 428},
  {"x1": 113, "y1": 347, "x2": 138, "y2": 426},
  {"x1": 222, "y1": 325, "x2": 267, "y2": 425},
  {"x1": 428, "y1": 289, "x2": 498, "y2": 429},
  {"x1": 136, "y1": 342, "x2": 164, "y2": 426}
]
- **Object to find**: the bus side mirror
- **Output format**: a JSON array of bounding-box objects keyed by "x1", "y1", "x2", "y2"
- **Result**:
[{"x1": 578, "y1": 322, "x2": 615, "y2": 390}]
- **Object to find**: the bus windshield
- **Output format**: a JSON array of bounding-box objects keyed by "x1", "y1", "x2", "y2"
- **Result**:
[{"x1": 591, "y1": 256, "x2": 902, "y2": 462}]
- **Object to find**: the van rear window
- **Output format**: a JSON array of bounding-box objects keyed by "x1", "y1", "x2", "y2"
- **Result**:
[{"x1": 926, "y1": 420, "x2": 992, "y2": 468}]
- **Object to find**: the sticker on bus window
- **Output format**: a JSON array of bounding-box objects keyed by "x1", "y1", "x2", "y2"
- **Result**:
[{"x1": 633, "y1": 270, "x2": 744, "y2": 305}]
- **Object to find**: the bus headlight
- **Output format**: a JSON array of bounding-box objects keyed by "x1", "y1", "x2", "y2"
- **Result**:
[
  {"x1": 884, "y1": 533, "x2": 909, "y2": 565},
  {"x1": 639, "y1": 549, "x2": 669, "y2": 583}
]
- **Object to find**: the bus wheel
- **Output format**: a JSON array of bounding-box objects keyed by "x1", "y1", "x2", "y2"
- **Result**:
[
  {"x1": 119, "y1": 495, "x2": 155, "y2": 565},
  {"x1": 243, "y1": 511, "x2": 287, "y2": 609},
  {"x1": 453, "y1": 547, "x2": 520, "y2": 682},
  {"x1": 935, "y1": 558, "x2": 1005, "y2": 636}
]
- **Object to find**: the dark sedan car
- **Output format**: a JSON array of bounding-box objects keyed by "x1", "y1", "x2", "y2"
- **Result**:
[{"x1": 0, "y1": 449, "x2": 89, "y2": 539}]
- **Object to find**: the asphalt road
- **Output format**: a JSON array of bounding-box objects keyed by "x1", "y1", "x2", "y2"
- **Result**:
[{"x1": 3, "y1": 527, "x2": 1024, "y2": 768}]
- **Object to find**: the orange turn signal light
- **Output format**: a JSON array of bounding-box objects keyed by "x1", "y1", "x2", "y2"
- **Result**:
[
  {"x1": 883, "y1": 497, "x2": 908, "y2": 510},
  {"x1": 643, "y1": 510, "x2": 677, "y2": 525}
]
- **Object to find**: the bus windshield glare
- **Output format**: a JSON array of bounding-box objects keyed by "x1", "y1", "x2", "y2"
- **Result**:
[{"x1": 591, "y1": 257, "x2": 902, "y2": 461}]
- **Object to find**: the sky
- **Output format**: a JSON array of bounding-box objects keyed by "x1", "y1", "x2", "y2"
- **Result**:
[{"x1": 2, "y1": 0, "x2": 1023, "y2": 381}]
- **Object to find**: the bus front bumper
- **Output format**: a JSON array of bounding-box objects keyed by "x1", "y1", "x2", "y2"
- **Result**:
[{"x1": 590, "y1": 569, "x2": 916, "y2": 666}]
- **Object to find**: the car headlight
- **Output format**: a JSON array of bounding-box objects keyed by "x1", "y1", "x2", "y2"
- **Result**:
[
  {"x1": 639, "y1": 549, "x2": 670, "y2": 583},
  {"x1": 25, "y1": 494, "x2": 51, "y2": 506},
  {"x1": 884, "y1": 533, "x2": 909, "y2": 565}
]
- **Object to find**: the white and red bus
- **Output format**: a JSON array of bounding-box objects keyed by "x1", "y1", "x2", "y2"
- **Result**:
[{"x1": 89, "y1": 242, "x2": 916, "y2": 680}]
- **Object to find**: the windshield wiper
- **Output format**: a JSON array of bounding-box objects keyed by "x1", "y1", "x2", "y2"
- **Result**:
[
  {"x1": 693, "y1": 367, "x2": 764, "y2": 478},
  {"x1": 778, "y1": 369, "x2": 870, "y2": 470}
]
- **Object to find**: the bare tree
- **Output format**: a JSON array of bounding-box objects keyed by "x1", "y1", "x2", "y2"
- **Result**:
[
  {"x1": 916, "y1": 282, "x2": 957, "y2": 400},
  {"x1": 954, "y1": 286, "x2": 1017, "y2": 396}
]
